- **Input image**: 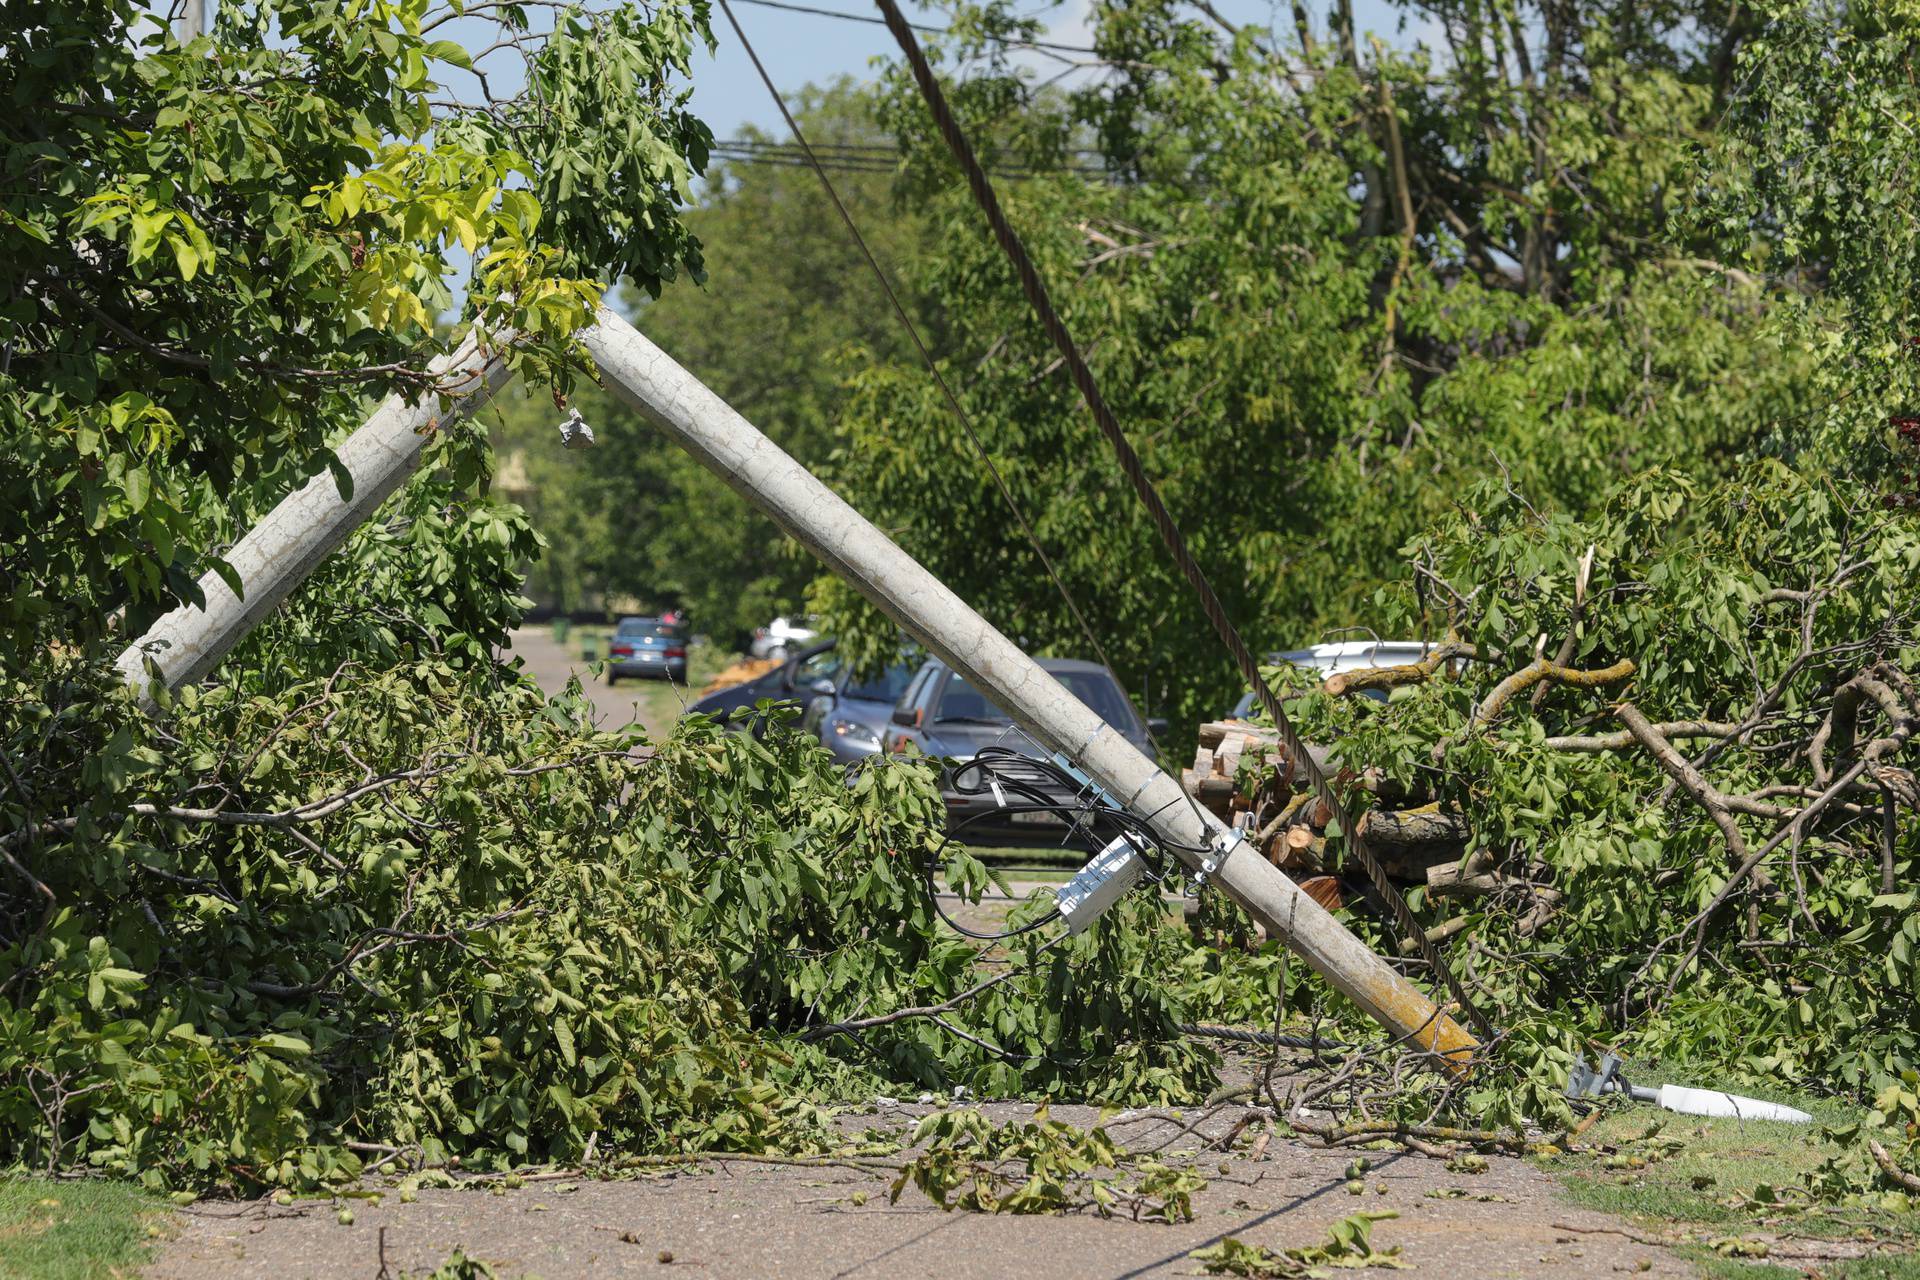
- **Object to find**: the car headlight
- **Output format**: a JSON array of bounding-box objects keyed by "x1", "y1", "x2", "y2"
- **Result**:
[{"x1": 831, "y1": 718, "x2": 882, "y2": 749}]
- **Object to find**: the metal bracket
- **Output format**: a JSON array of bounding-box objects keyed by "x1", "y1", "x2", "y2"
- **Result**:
[
  {"x1": 1189, "y1": 830, "x2": 1239, "y2": 891},
  {"x1": 1047, "y1": 751, "x2": 1120, "y2": 809}
]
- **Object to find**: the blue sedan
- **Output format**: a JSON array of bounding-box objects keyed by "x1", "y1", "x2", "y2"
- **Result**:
[{"x1": 607, "y1": 617, "x2": 688, "y2": 683}]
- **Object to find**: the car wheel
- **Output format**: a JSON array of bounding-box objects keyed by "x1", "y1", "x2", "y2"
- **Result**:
[{"x1": 607, "y1": 672, "x2": 619, "y2": 686}]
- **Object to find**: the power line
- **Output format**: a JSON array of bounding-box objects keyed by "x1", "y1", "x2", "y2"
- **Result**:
[
  {"x1": 872, "y1": 0, "x2": 1496, "y2": 1048},
  {"x1": 713, "y1": 0, "x2": 1160, "y2": 797},
  {"x1": 718, "y1": 137, "x2": 1107, "y2": 158},
  {"x1": 729, "y1": 0, "x2": 1103, "y2": 57},
  {"x1": 707, "y1": 139, "x2": 1109, "y2": 180}
]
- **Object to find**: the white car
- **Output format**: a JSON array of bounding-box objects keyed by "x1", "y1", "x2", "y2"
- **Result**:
[
  {"x1": 1229, "y1": 640, "x2": 1444, "y2": 717},
  {"x1": 748, "y1": 615, "x2": 819, "y2": 661}
]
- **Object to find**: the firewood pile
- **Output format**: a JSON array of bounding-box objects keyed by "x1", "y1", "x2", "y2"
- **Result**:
[{"x1": 1182, "y1": 719, "x2": 1479, "y2": 922}]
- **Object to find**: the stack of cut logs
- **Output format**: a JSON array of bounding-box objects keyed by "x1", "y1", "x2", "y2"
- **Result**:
[{"x1": 1182, "y1": 720, "x2": 1543, "y2": 944}]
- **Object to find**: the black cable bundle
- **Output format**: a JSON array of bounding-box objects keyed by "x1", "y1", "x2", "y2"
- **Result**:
[{"x1": 920, "y1": 746, "x2": 1205, "y2": 941}]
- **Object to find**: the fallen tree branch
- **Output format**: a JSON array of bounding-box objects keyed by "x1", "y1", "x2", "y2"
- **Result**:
[
  {"x1": 1869, "y1": 1139, "x2": 1920, "y2": 1193},
  {"x1": 1322, "y1": 643, "x2": 1488, "y2": 697},
  {"x1": 1543, "y1": 721, "x2": 1739, "y2": 752},
  {"x1": 1615, "y1": 703, "x2": 1771, "y2": 891},
  {"x1": 1, "y1": 750, "x2": 639, "y2": 850},
  {"x1": 1288, "y1": 1115, "x2": 1531, "y2": 1152},
  {"x1": 1813, "y1": 666, "x2": 1917, "y2": 785},
  {"x1": 1470, "y1": 657, "x2": 1636, "y2": 732},
  {"x1": 1649, "y1": 741, "x2": 1912, "y2": 1010},
  {"x1": 1531, "y1": 543, "x2": 1597, "y2": 711},
  {"x1": 798, "y1": 966, "x2": 1025, "y2": 1043}
]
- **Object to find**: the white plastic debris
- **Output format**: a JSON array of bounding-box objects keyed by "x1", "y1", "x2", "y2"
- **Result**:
[
  {"x1": 1646, "y1": 1085, "x2": 1812, "y2": 1124},
  {"x1": 557, "y1": 408, "x2": 595, "y2": 449}
]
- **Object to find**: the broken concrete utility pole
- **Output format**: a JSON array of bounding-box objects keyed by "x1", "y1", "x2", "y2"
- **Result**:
[
  {"x1": 117, "y1": 311, "x2": 1476, "y2": 1070},
  {"x1": 115, "y1": 331, "x2": 514, "y2": 711},
  {"x1": 578, "y1": 308, "x2": 1478, "y2": 1072}
]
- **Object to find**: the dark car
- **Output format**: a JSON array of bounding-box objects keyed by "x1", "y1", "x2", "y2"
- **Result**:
[
  {"x1": 686, "y1": 638, "x2": 836, "y2": 737},
  {"x1": 881, "y1": 658, "x2": 1156, "y2": 846},
  {"x1": 607, "y1": 616, "x2": 687, "y2": 684},
  {"x1": 796, "y1": 648, "x2": 922, "y2": 767}
]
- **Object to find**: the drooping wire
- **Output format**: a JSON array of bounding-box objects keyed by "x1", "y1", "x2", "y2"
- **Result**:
[
  {"x1": 921, "y1": 750, "x2": 1348, "y2": 1056},
  {"x1": 870, "y1": 0, "x2": 1496, "y2": 1046},
  {"x1": 730, "y1": 0, "x2": 1102, "y2": 56},
  {"x1": 713, "y1": 0, "x2": 1204, "y2": 804},
  {"x1": 919, "y1": 745, "x2": 1204, "y2": 941}
]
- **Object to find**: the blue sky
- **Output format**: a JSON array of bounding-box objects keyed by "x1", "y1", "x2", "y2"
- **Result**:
[
  {"x1": 436, "y1": 0, "x2": 1435, "y2": 145},
  {"x1": 688, "y1": 0, "x2": 1431, "y2": 139},
  {"x1": 430, "y1": 0, "x2": 1433, "y2": 309}
]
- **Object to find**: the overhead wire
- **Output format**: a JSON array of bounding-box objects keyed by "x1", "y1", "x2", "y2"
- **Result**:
[
  {"x1": 730, "y1": 0, "x2": 1102, "y2": 56},
  {"x1": 922, "y1": 745, "x2": 1203, "y2": 942},
  {"x1": 871, "y1": 0, "x2": 1496, "y2": 1046},
  {"x1": 707, "y1": 138, "x2": 1109, "y2": 180},
  {"x1": 712, "y1": 0, "x2": 1189, "y2": 790}
]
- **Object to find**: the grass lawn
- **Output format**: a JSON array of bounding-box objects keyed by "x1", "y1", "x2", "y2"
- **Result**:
[
  {"x1": 1548, "y1": 1086, "x2": 1920, "y2": 1277},
  {"x1": 0, "y1": 1176, "x2": 168, "y2": 1279}
]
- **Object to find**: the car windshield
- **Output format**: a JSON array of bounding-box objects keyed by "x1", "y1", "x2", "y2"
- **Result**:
[
  {"x1": 936, "y1": 670, "x2": 1140, "y2": 733},
  {"x1": 845, "y1": 661, "x2": 917, "y2": 704}
]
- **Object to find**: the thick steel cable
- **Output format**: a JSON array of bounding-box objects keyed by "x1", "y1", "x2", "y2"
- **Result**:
[
  {"x1": 872, "y1": 0, "x2": 1495, "y2": 1044},
  {"x1": 716, "y1": 0, "x2": 1204, "y2": 808},
  {"x1": 1179, "y1": 1022, "x2": 1342, "y2": 1051}
]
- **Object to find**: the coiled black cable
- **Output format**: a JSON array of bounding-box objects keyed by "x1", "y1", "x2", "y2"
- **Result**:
[{"x1": 920, "y1": 746, "x2": 1205, "y2": 941}]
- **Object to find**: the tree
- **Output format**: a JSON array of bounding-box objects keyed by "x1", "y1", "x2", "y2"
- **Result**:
[
  {"x1": 778, "y1": 0, "x2": 1920, "y2": 1124},
  {"x1": 0, "y1": 0, "x2": 725, "y2": 1184},
  {"x1": 0, "y1": 0, "x2": 710, "y2": 660},
  {"x1": 484, "y1": 81, "x2": 933, "y2": 641},
  {"x1": 0, "y1": 15, "x2": 1231, "y2": 1190},
  {"x1": 817, "y1": 0, "x2": 1816, "y2": 734}
]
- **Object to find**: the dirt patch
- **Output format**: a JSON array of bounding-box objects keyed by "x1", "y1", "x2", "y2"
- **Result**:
[{"x1": 148, "y1": 1100, "x2": 1692, "y2": 1279}]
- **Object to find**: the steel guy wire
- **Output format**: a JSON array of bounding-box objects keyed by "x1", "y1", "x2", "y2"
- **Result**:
[
  {"x1": 871, "y1": 0, "x2": 1496, "y2": 1046},
  {"x1": 714, "y1": 0, "x2": 1203, "y2": 809}
]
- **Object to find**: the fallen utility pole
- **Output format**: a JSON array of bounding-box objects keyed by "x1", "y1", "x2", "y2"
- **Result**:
[
  {"x1": 116, "y1": 311, "x2": 1477, "y2": 1070},
  {"x1": 579, "y1": 308, "x2": 1478, "y2": 1072},
  {"x1": 115, "y1": 331, "x2": 514, "y2": 710}
]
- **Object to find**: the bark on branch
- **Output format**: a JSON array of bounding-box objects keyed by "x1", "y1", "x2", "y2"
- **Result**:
[
  {"x1": 1543, "y1": 721, "x2": 1738, "y2": 752},
  {"x1": 1470, "y1": 657, "x2": 1636, "y2": 732},
  {"x1": 1322, "y1": 643, "x2": 1486, "y2": 697}
]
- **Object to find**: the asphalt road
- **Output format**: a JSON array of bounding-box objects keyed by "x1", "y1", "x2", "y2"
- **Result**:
[
  {"x1": 501, "y1": 625, "x2": 693, "y2": 738},
  {"x1": 149, "y1": 1091, "x2": 1693, "y2": 1280}
]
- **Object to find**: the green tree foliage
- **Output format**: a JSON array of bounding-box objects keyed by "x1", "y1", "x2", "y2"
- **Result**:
[
  {"x1": 1188, "y1": 0, "x2": 1920, "y2": 1119},
  {"x1": 484, "y1": 82, "x2": 930, "y2": 639},
  {"x1": 819, "y1": 0, "x2": 1816, "y2": 731},
  {"x1": 0, "y1": 657, "x2": 1218, "y2": 1188},
  {"x1": 0, "y1": 2, "x2": 1227, "y2": 1193},
  {"x1": 1247, "y1": 462, "x2": 1918, "y2": 1095},
  {"x1": 0, "y1": 0, "x2": 709, "y2": 656}
]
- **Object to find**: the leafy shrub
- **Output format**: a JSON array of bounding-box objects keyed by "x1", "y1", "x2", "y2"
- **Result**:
[{"x1": 0, "y1": 638, "x2": 1219, "y2": 1190}]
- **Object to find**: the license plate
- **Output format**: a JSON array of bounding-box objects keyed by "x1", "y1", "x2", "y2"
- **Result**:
[{"x1": 1011, "y1": 810, "x2": 1066, "y2": 826}]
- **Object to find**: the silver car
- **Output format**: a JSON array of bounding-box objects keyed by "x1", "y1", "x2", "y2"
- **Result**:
[{"x1": 794, "y1": 649, "x2": 921, "y2": 766}]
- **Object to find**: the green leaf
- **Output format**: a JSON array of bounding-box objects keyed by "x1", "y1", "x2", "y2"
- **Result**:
[
  {"x1": 256, "y1": 1034, "x2": 312, "y2": 1059},
  {"x1": 124, "y1": 465, "x2": 150, "y2": 513},
  {"x1": 425, "y1": 39, "x2": 473, "y2": 69}
]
